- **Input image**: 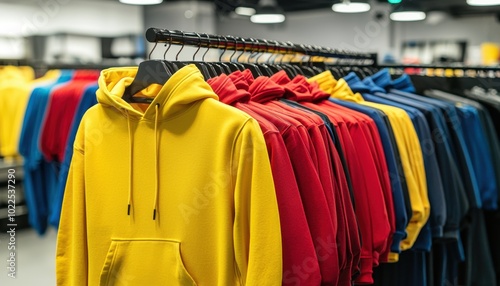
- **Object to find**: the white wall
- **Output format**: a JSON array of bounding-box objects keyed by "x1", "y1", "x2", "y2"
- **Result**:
[
  {"x1": 144, "y1": 1, "x2": 219, "y2": 61},
  {"x1": 393, "y1": 15, "x2": 500, "y2": 64},
  {"x1": 0, "y1": 0, "x2": 143, "y2": 59}
]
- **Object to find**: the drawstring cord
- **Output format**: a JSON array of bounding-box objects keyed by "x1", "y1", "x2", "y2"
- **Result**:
[
  {"x1": 153, "y1": 103, "x2": 160, "y2": 220},
  {"x1": 127, "y1": 111, "x2": 133, "y2": 216},
  {"x1": 124, "y1": 104, "x2": 160, "y2": 221}
]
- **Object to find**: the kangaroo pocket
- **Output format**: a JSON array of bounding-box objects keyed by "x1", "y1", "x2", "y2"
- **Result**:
[{"x1": 99, "y1": 239, "x2": 197, "y2": 286}]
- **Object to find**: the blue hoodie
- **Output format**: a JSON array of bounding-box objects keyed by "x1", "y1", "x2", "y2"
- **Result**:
[{"x1": 18, "y1": 70, "x2": 73, "y2": 235}]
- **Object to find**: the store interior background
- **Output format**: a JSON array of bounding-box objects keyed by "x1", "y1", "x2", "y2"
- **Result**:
[{"x1": 0, "y1": 0, "x2": 500, "y2": 285}]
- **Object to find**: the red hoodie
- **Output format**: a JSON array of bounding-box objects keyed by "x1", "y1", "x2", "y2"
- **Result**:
[
  {"x1": 40, "y1": 70, "x2": 99, "y2": 162},
  {"x1": 228, "y1": 71, "x2": 340, "y2": 286},
  {"x1": 270, "y1": 71, "x2": 360, "y2": 285},
  {"x1": 299, "y1": 75, "x2": 396, "y2": 264},
  {"x1": 206, "y1": 74, "x2": 321, "y2": 286},
  {"x1": 287, "y1": 76, "x2": 390, "y2": 284}
]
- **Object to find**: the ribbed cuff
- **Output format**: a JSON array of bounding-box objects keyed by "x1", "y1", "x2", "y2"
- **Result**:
[
  {"x1": 354, "y1": 257, "x2": 374, "y2": 285},
  {"x1": 390, "y1": 231, "x2": 406, "y2": 253},
  {"x1": 387, "y1": 252, "x2": 399, "y2": 263},
  {"x1": 442, "y1": 229, "x2": 460, "y2": 241},
  {"x1": 372, "y1": 251, "x2": 380, "y2": 267},
  {"x1": 432, "y1": 225, "x2": 444, "y2": 238}
]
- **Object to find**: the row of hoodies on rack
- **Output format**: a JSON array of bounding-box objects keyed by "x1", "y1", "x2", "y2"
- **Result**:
[{"x1": 2, "y1": 62, "x2": 500, "y2": 285}]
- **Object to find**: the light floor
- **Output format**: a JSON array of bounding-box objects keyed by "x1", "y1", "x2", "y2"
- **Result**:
[{"x1": 0, "y1": 228, "x2": 57, "y2": 286}]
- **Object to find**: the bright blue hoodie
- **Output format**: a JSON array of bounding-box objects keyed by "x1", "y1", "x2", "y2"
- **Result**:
[{"x1": 18, "y1": 71, "x2": 73, "y2": 235}]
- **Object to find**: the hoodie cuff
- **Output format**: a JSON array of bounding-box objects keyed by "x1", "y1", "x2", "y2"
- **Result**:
[
  {"x1": 387, "y1": 252, "x2": 399, "y2": 263},
  {"x1": 390, "y1": 231, "x2": 406, "y2": 253},
  {"x1": 442, "y1": 229, "x2": 460, "y2": 241},
  {"x1": 354, "y1": 257, "x2": 374, "y2": 285},
  {"x1": 432, "y1": 225, "x2": 444, "y2": 238},
  {"x1": 372, "y1": 251, "x2": 380, "y2": 267}
]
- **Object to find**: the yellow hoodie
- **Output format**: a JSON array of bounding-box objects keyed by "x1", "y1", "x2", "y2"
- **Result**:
[
  {"x1": 309, "y1": 71, "x2": 430, "y2": 261},
  {"x1": 0, "y1": 66, "x2": 59, "y2": 161},
  {"x1": 56, "y1": 64, "x2": 282, "y2": 286}
]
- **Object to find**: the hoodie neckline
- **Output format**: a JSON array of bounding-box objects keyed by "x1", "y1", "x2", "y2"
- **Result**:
[
  {"x1": 207, "y1": 74, "x2": 250, "y2": 105},
  {"x1": 248, "y1": 76, "x2": 285, "y2": 103},
  {"x1": 97, "y1": 64, "x2": 218, "y2": 121}
]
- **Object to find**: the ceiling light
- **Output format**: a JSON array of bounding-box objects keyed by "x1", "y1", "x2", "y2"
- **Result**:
[
  {"x1": 235, "y1": 6, "x2": 256, "y2": 16},
  {"x1": 390, "y1": 11, "x2": 426, "y2": 21},
  {"x1": 250, "y1": 4, "x2": 285, "y2": 24},
  {"x1": 390, "y1": 3, "x2": 426, "y2": 21},
  {"x1": 332, "y1": 1, "x2": 371, "y2": 13},
  {"x1": 251, "y1": 13, "x2": 285, "y2": 24},
  {"x1": 467, "y1": 0, "x2": 500, "y2": 6},
  {"x1": 119, "y1": 0, "x2": 163, "y2": 5}
]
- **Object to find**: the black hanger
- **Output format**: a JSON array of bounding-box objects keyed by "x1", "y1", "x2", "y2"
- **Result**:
[
  {"x1": 122, "y1": 42, "x2": 173, "y2": 104},
  {"x1": 226, "y1": 36, "x2": 242, "y2": 72},
  {"x1": 123, "y1": 60, "x2": 172, "y2": 104},
  {"x1": 329, "y1": 66, "x2": 343, "y2": 79}
]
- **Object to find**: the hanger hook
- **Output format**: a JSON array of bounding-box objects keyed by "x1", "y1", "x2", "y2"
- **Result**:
[
  {"x1": 237, "y1": 38, "x2": 247, "y2": 62},
  {"x1": 202, "y1": 33, "x2": 210, "y2": 62},
  {"x1": 267, "y1": 40, "x2": 276, "y2": 64},
  {"x1": 279, "y1": 41, "x2": 289, "y2": 65},
  {"x1": 229, "y1": 36, "x2": 238, "y2": 62},
  {"x1": 255, "y1": 39, "x2": 267, "y2": 63},
  {"x1": 193, "y1": 32, "x2": 202, "y2": 61},
  {"x1": 249, "y1": 38, "x2": 259, "y2": 63},
  {"x1": 219, "y1": 36, "x2": 228, "y2": 62},
  {"x1": 269, "y1": 40, "x2": 281, "y2": 64},
  {"x1": 148, "y1": 42, "x2": 157, "y2": 60},
  {"x1": 175, "y1": 30, "x2": 185, "y2": 61},
  {"x1": 163, "y1": 31, "x2": 173, "y2": 60}
]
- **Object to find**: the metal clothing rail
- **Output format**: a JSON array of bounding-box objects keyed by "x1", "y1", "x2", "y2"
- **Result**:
[{"x1": 145, "y1": 27, "x2": 378, "y2": 64}]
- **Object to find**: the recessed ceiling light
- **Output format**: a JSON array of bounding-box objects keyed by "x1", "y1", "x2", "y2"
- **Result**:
[
  {"x1": 119, "y1": 0, "x2": 163, "y2": 5},
  {"x1": 390, "y1": 11, "x2": 426, "y2": 21},
  {"x1": 467, "y1": 0, "x2": 500, "y2": 5},
  {"x1": 235, "y1": 6, "x2": 257, "y2": 16},
  {"x1": 251, "y1": 5, "x2": 285, "y2": 24},
  {"x1": 250, "y1": 13, "x2": 285, "y2": 24},
  {"x1": 332, "y1": 1, "x2": 371, "y2": 13}
]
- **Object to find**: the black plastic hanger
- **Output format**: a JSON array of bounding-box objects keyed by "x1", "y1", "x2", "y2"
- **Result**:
[
  {"x1": 123, "y1": 60, "x2": 172, "y2": 104},
  {"x1": 123, "y1": 42, "x2": 173, "y2": 104}
]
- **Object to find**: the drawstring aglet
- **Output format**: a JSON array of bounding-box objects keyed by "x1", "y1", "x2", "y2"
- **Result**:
[
  {"x1": 127, "y1": 204, "x2": 131, "y2": 215},
  {"x1": 153, "y1": 209, "x2": 157, "y2": 220}
]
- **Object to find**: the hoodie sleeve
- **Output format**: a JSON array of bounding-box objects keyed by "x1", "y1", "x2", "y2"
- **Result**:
[
  {"x1": 232, "y1": 118, "x2": 282, "y2": 286},
  {"x1": 56, "y1": 127, "x2": 88, "y2": 286}
]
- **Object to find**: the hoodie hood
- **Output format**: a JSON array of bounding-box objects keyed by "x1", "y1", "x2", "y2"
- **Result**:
[
  {"x1": 97, "y1": 64, "x2": 217, "y2": 120},
  {"x1": 272, "y1": 71, "x2": 318, "y2": 101},
  {"x1": 370, "y1": 68, "x2": 393, "y2": 91},
  {"x1": 391, "y1": 74, "x2": 416, "y2": 93},
  {"x1": 344, "y1": 72, "x2": 372, "y2": 94},
  {"x1": 308, "y1": 71, "x2": 364, "y2": 102},
  {"x1": 228, "y1": 69, "x2": 254, "y2": 91},
  {"x1": 308, "y1": 70, "x2": 338, "y2": 95},
  {"x1": 207, "y1": 74, "x2": 250, "y2": 105},
  {"x1": 248, "y1": 76, "x2": 285, "y2": 103},
  {"x1": 0, "y1": 66, "x2": 35, "y2": 83},
  {"x1": 362, "y1": 77, "x2": 386, "y2": 94}
]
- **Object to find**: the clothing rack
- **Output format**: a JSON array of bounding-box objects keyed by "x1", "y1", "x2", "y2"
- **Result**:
[{"x1": 145, "y1": 27, "x2": 378, "y2": 65}]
